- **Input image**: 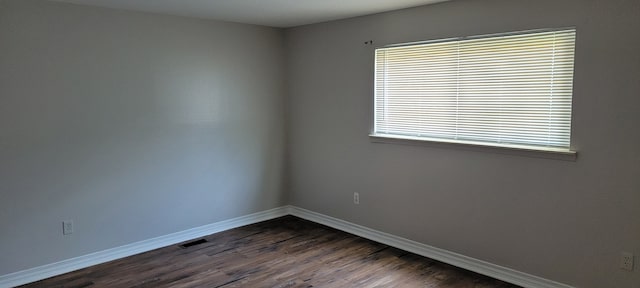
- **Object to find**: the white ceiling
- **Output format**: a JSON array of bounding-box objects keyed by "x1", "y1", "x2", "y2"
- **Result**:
[{"x1": 50, "y1": 0, "x2": 449, "y2": 28}]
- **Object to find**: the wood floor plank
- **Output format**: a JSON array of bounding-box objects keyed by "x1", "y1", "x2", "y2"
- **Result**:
[{"x1": 19, "y1": 216, "x2": 521, "y2": 288}]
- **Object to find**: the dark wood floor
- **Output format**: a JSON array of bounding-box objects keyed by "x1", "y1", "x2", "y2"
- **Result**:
[{"x1": 20, "y1": 216, "x2": 521, "y2": 288}]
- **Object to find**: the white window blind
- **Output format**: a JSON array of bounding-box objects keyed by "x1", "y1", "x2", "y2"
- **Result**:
[{"x1": 374, "y1": 28, "x2": 576, "y2": 151}]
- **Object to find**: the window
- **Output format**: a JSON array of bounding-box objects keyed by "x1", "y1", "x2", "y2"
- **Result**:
[{"x1": 373, "y1": 28, "x2": 577, "y2": 155}]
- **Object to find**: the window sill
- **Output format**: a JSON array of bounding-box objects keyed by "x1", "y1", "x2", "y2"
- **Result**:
[{"x1": 369, "y1": 134, "x2": 577, "y2": 161}]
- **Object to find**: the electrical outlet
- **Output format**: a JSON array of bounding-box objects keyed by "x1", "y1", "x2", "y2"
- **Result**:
[
  {"x1": 353, "y1": 192, "x2": 359, "y2": 205},
  {"x1": 62, "y1": 221, "x2": 73, "y2": 235},
  {"x1": 621, "y1": 252, "x2": 634, "y2": 271}
]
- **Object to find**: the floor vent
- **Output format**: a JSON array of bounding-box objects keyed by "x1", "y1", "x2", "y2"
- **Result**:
[{"x1": 179, "y1": 239, "x2": 208, "y2": 248}]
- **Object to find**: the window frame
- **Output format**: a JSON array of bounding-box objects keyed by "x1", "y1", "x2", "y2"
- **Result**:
[{"x1": 369, "y1": 28, "x2": 578, "y2": 161}]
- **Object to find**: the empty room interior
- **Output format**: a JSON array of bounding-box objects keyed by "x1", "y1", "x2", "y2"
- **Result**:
[{"x1": 1, "y1": 0, "x2": 639, "y2": 287}]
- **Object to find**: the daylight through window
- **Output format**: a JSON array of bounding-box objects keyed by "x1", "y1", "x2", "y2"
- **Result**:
[{"x1": 373, "y1": 28, "x2": 576, "y2": 152}]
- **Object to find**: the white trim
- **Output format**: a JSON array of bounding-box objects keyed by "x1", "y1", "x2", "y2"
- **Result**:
[
  {"x1": 0, "y1": 207, "x2": 288, "y2": 288},
  {"x1": 1, "y1": 205, "x2": 574, "y2": 288},
  {"x1": 288, "y1": 206, "x2": 574, "y2": 288},
  {"x1": 370, "y1": 134, "x2": 577, "y2": 161}
]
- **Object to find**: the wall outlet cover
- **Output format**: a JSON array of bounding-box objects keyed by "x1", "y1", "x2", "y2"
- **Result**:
[
  {"x1": 63, "y1": 221, "x2": 73, "y2": 235},
  {"x1": 621, "y1": 252, "x2": 634, "y2": 271}
]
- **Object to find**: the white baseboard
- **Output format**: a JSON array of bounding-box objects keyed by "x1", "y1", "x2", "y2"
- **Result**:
[
  {"x1": 288, "y1": 206, "x2": 574, "y2": 288},
  {"x1": 0, "y1": 207, "x2": 289, "y2": 288},
  {"x1": 1, "y1": 205, "x2": 573, "y2": 288}
]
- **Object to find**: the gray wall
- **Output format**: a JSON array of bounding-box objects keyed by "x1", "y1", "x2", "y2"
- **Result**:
[
  {"x1": 0, "y1": 0, "x2": 285, "y2": 275},
  {"x1": 285, "y1": 0, "x2": 640, "y2": 287},
  {"x1": 2, "y1": 0, "x2": 640, "y2": 287}
]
